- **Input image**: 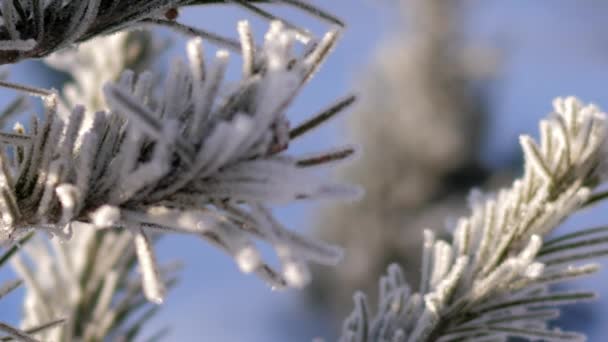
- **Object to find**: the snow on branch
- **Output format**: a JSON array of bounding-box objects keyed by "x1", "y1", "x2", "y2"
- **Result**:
[
  {"x1": 339, "y1": 97, "x2": 608, "y2": 341},
  {"x1": 0, "y1": 21, "x2": 358, "y2": 306},
  {"x1": 0, "y1": 0, "x2": 341, "y2": 65}
]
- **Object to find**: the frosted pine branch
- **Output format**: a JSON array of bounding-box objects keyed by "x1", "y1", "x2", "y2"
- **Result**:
[
  {"x1": 0, "y1": 21, "x2": 357, "y2": 312},
  {"x1": 0, "y1": 0, "x2": 341, "y2": 65},
  {"x1": 340, "y1": 97, "x2": 608, "y2": 341},
  {"x1": 9, "y1": 30, "x2": 182, "y2": 341}
]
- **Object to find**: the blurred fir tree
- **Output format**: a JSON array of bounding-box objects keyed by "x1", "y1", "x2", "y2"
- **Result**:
[{"x1": 311, "y1": 0, "x2": 499, "y2": 319}]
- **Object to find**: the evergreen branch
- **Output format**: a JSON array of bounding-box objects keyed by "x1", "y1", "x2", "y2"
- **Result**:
[
  {"x1": 0, "y1": 0, "x2": 339, "y2": 65},
  {"x1": 339, "y1": 97, "x2": 608, "y2": 341},
  {"x1": 1, "y1": 20, "x2": 356, "y2": 342}
]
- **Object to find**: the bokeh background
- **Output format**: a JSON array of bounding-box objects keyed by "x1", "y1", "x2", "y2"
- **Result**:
[{"x1": 3, "y1": 0, "x2": 608, "y2": 340}]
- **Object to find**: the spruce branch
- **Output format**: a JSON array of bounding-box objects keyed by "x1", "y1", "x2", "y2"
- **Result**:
[{"x1": 339, "y1": 97, "x2": 608, "y2": 341}]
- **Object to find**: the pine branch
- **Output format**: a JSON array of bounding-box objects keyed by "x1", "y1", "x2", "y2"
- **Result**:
[
  {"x1": 0, "y1": 0, "x2": 339, "y2": 65},
  {"x1": 8, "y1": 29, "x2": 183, "y2": 341},
  {"x1": 339, "y1": 97, "x2": 608, "y2": 341},
  {"x1": 0, "y1": 20, "x2": 357, "y2": 322}
]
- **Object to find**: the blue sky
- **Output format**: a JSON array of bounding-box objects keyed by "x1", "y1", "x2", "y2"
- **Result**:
[{"x1": 3, "y1": 1, "x2": 608, "y2": 341}]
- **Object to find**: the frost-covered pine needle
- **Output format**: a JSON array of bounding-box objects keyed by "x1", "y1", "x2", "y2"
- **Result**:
[{"x1": 339, "y1": 97, "x2": 608, "y2": 341}]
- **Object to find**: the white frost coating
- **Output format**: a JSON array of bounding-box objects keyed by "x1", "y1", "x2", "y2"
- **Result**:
[
  {"x1": 55, "y1": 184, "x2": 80, "y2": 224},
  {"x1": 524, "y1": 262, "x2": 545, "y2": 279},
  {"x1": 133, "y1": 228, "x2": 165, "y2": 304},
  {"x1": 340, "y1": 97, "x2": 608, "y2": 341},
  {"x1": 90, "y1": 205, "x2": 121, "y2": 228},
  {"x1": 235, "y1": 246, "x2": 262, "y2": 273},
  {"x1": 283, "y1": 261, "x2": 311, "y2": 288}
]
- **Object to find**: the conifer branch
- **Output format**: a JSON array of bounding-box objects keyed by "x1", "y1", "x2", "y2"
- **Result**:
[{"x1": 339, "y1": 97, "x2": 608, "y2": 342}]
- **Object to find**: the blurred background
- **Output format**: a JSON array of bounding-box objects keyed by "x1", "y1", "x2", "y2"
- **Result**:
[{"x1": 3, "y1": 0, "x2": 608, "y2": 340}]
